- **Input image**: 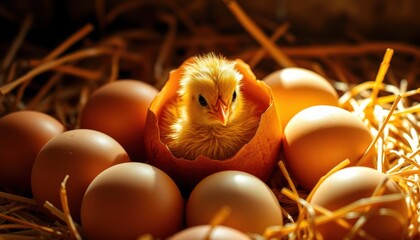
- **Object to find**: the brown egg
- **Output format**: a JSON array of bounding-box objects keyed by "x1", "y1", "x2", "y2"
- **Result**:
[
  {"x1": 263, "y1": 68, "x2": 338, "y2": 128},
  {"x1": 81, "y1": 162, "x2": 184, "y2": 240},
  {"x1": 169, "y1": 225, "x2": 251, "y2": 240},
  {"x1": 186, "y1": 171, "x2": 283, "y2": 234},
  {"x1": 310, "y1": 167, "x2": 409, "y2": 240},
  {"x1": 31, "y1": 129, "x2": 130, "y2": 221},
  {"x1": 0, "y1": 111, "x2": 64, "y2": 195},
  {"x1": 283, "y1": 105, "x2": 374, "y2": 190},
  {"x1": 79, "y1": 80, "x2": 158, "y2": 162},
  {"x1": 144, "y1": 58, "x2": 282, "y2": 192}
]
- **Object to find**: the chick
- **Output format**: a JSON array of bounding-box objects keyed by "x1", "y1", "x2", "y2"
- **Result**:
[{"x1": 160, "y1": 53, "x2": 261, "y2": 160}]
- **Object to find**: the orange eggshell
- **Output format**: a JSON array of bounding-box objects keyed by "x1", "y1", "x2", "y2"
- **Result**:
[
  {"x1": 169, "y1": 225, "x2": 251, "y2": 240},
  {"x1": 31, "y1": 129, "x2": 130, "y2": 221},
  {"x1": 144, "y1": 58, "x2": 282, "y2": 192},
  {"x1": 283, "y1": 105, "x2": 374, "y2": 190},
  {"x1": 0, "y1": 111, "x2": 64, "y2": 195},
  {"x1": 263, "y1": 68, "x2": 338, "y2": 128},
  {"x1": 310, "y1": 167, "x2": 409, "y2": 240},
  {"x1": 81, "y1": 162, "x2": 184, "y2": 240},
  {"x1": 80, "y1": 80, "x2": 158, "y2": 162}
]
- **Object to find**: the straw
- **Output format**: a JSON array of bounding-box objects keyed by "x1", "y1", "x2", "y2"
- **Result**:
[{"x1": 0, "y1": 1, "x2": 419, "y2": 239}]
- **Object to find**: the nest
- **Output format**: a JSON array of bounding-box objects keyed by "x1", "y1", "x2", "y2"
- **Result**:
[{"x1": 0, "y1": 0, "x2": 419, "y2": 239}]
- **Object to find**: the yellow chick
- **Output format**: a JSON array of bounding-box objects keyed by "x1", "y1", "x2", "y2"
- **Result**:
[{"x1": 160, "y1": 53, "x2": 260, "y2": 160}]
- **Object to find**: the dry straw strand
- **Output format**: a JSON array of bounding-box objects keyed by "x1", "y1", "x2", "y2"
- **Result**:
[{"x1": 224, "y1": 0, "x2": 295, "y2": 68}]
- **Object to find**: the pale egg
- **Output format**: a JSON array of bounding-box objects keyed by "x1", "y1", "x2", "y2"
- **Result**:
[
  {"x1": 283, "y1": 105, "x2": 374, "y2": 190},
  {"x1": 186, "y1": 170, "x2": 283, "y2": 234},
  {"x1": 264, "y1": 67, "x2": 339, "y2": 128},
  {"x1": 310, "y1": 166, "x2": 409, "y2": 240},
  {"x1": 169, "y1": 225, "x2": 251, "y2": 240}
]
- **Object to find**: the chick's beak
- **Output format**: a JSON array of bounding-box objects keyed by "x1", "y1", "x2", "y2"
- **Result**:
[{"x1": 214, "y1": 98, "x2": 229, "y2": 126}]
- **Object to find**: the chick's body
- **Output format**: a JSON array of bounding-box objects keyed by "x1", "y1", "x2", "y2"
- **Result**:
[{"x1": 160, "y1": 54, "x2": 260, "y2": 160}]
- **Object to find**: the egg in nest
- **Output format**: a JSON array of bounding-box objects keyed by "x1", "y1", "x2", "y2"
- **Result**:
[{"x1": 144, "y1": 54, "x2": 282, "y2": 191}]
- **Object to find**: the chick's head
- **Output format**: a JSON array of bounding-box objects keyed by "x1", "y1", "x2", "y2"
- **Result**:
[{"x1": 178, "y1": 54, "x2": 244, "y2": 126}]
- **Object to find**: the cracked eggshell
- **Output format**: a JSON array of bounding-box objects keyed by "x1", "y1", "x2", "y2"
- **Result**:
[{"x1": 144, "y1": 58, "x2": 282, "y2": 192}]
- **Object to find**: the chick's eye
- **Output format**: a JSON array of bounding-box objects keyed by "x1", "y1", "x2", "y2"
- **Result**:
[
  {"x1": 232, "y1": 91, "x2": 237, "y2": 102},
  {"x1": 198, "y1": 94, "x2": 207, "y2": 107}
]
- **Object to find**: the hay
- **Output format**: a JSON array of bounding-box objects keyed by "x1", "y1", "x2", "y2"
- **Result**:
[{"x1": 0, "y1": 0, "x2": 419, "y2": 239}]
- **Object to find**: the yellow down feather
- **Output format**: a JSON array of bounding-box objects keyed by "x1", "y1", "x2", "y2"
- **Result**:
[{"x1": 160, "y1": 53, "x2": 260, "y2": 160}]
